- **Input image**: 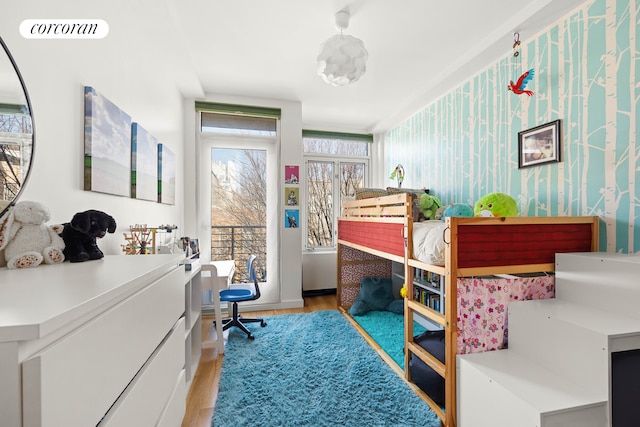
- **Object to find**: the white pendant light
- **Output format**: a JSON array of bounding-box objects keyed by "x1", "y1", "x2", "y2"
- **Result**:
[{"x1": 317, "y1": 10, "x2": 368, "y2": 86}]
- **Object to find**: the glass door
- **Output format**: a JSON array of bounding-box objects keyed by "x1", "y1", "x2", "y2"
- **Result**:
[
  {"x1": 210, "y1": 147, "x2": 266, "y2": 281},
  {"x1": 199, "y1": 139, "x2": 279, "y2": 306}
]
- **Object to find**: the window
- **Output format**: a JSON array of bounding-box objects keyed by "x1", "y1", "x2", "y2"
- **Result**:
[
  {"x1": 303, "y1": 130, "x2": 371, "y2": 250},
  {"x1": 0, "y1": 105, "x2": 32, "y2": 200}
]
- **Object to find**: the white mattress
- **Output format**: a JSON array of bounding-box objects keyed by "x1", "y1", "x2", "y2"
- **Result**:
[{"x1": 412, "y1": 221, "x2": 448, "y2": 266}]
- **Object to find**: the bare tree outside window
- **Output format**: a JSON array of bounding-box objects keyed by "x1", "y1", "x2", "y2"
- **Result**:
[
  {"x1": 304, "y1": 137, "x2": 368, "y2": 249},
  {"x1": 307, "y1": 160, "x2": 333, "y2": 247},
  {"x1": 0, "y1": 112, "x2": 31, "y2": 200},
  {"x1": 211, "y1": 148, "x2": 267, "y2": 281}
]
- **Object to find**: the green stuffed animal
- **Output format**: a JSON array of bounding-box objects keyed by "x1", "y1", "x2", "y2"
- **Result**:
[
  {"x1": 474, "y1": 192, "x2": 519, "y2": 217},
  {"x1": 418, "y1": 193, "x2": 443, "y2": 220}
]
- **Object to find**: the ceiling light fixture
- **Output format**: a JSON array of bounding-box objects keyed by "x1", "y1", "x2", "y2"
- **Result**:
[{"x1": 317, "y1": 10, "x2": 368, "y2": 86}]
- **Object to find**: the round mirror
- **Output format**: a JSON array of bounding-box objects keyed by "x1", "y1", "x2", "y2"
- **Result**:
[{"x1": 0, "y1": 36, "x2": 34, "y2": 219}]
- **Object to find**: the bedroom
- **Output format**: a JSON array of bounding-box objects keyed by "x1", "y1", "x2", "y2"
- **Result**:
[{"x1": 0, "y1": 0, "x2": 638, "y2": 426}]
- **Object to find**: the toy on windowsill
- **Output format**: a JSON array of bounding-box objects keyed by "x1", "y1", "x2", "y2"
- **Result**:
[
  {"x1": 61, "y1": 210, "x2": 117, "y2": 262},
  {"x1": 474, "y1": 193, "x2": 519, "y2": 217},
  {"x1": 0, "y1": 201, "x2": 65, "y2": 269}
]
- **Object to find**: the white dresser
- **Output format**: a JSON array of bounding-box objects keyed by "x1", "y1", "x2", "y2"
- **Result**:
[{"x1": 0, "y1": 254, "x2": 198, "y2": 427}]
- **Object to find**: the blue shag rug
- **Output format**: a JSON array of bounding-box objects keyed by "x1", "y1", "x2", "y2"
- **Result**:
[
  {"x1": 212, "y1": 310, "x2": 439, "y2": 427},
  {"x1": 351, "y1": 310, "x2": 427, "y2": 369}
]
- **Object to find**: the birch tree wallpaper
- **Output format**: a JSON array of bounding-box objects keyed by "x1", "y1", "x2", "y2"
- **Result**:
[{"x1": 385, "y1": 0, "x2": 639, "y2": 253}]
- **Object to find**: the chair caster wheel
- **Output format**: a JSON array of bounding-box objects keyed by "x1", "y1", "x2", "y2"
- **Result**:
[
  {"x1": 248, "y1": 334, "x2": 255, "y2": 340},
  {"x1": 260, "y1": 320, "x2": 267, "y2": 327}
]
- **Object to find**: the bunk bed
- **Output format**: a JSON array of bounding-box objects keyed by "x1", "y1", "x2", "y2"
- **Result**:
[{"x1": 337, "y1": 192, "x2": 599, "y2": 427}]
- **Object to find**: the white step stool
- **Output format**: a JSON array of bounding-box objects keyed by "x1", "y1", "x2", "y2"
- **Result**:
[{"x1": 458, "y1": 253, "x2": 640, "y2": 427}]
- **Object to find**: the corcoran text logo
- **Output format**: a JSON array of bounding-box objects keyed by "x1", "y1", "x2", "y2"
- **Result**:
[{"x1": 20, "y1": 19, "x2": 109, "y2": 39}]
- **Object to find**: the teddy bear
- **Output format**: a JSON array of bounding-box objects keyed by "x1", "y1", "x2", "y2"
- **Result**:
[
  {"x1": 434, "y1": 206, "x2": 447, "y2": 221},
  {"x1": 418, "y1": 193, "x2": 443, "y2": 220},
  {"x1": 474, "y1": 192, "x2": 519, "y2": 217},
  {"x1": 61, "y1": 209, "x2": 116, "y2": 262},
  {"x1": 0, "y1": 201, "x2": 65, "y2": 269}
]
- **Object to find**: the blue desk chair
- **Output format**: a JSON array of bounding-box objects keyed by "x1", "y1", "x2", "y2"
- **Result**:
[{"x1": 217, "y1": 255, "x2": 267, "y2": 340}]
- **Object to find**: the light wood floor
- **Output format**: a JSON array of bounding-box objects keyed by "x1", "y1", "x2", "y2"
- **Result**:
[{"x1": 181, "y1": 293, "x2": 338, "y2": 427}]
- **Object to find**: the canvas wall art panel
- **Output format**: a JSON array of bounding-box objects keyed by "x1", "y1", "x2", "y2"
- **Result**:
[
  {"x1": 84, "y1": 86, "x2": 131, "y2": 197},
  {"x1": 131, "y1": 122, "x2": 158, "y2": 201},
  {"x1": 157, "y1": 143, "x2": 175, "y2": 205}
]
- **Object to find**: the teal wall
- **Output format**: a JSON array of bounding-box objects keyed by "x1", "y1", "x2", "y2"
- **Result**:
[{"x1": 384, "y1": 0, "x2": 640, "y2": 253}]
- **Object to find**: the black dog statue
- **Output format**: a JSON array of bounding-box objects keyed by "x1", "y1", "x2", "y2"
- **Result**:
[{"x1": 61, "y1": 210, "x2": 117, "y2": 262}]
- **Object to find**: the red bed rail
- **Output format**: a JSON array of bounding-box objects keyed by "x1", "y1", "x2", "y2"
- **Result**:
[{"x1": 338, "y1": 220, "x2": 405, "y2": 259}]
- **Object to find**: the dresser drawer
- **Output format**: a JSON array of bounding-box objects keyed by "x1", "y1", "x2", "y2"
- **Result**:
[
  {"x1": 22, "y1": 266, "x2": 185, "y2": 427},
  {"x1": 157, "y1": 370, "x2": 187, "y2": 427},
  {"x1": 100, "y1": 317, "x2": 185, "y2": 426}
]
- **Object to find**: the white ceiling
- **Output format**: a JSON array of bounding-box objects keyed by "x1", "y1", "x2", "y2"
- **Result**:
[{"x1": 166, "y1": 0, "x2": 588, "y2": 134}]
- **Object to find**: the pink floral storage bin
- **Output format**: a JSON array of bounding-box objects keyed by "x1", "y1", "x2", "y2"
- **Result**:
[{"x1": 456, "y1": 275, "x2": 555, "y2": 354}]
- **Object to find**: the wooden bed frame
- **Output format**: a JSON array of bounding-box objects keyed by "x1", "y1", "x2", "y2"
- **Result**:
[{"x1": 337, "y1": 193, "x2": 599, "y2": 427}]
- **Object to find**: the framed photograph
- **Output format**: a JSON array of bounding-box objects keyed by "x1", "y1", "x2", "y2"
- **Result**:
[
  {"x1": 284, "y1": 209, "x2": 299, "y2": 228},
  {"x1": 285, "y1": 187, "x2": 299, "y2": 206},
  {"x1": 518, "y1": 119, "x2": 561, "y2": 168},
  {"x1": 285, "y1": 165, "x2": 299, "y2": 184}
]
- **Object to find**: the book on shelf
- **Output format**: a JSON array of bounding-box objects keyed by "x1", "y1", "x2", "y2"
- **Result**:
[
  {"x1": 413, "y1": 267, "x2": 444, "y2": 291},
  {"x1": 429, "y1": 294, "x2": 441, "y2": 312},
  {"x1": 413, "y1": 288, "x2": 440, "y2": 311}
]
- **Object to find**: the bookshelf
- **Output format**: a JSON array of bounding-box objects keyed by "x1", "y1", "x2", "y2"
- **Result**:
[
  {"x1": 392, "y1": 261, "x2": 444, "y2": 330},
  {"x1": 412, "y1": 269, "x2": 444, "y2": 313}
]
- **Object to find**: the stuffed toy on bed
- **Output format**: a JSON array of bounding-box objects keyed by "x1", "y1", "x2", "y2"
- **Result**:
[
  {"x1": 474, "y1": 192, "x2": 519, "y2": 217},
  {"x1": 418, "y1": 194, "x2": 443, "y2": 221},
  {"x1": 441, "y1": 203, "x2": 474, "y2": 221},
  {"x1": 434, "y1": 206, "x2": 446, "y2": 221},
  {"x1": 0, "y1": 201, "x2": 65, "y2": 269}
]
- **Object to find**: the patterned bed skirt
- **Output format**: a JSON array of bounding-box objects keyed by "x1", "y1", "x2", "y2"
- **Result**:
[{"x1": 456, "y1": 275, "x2": 555, "y2": 354}]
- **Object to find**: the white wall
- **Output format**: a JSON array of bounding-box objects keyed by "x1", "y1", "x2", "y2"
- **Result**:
[
  {"x1": 3, "y1": 2, "x2": 303, "y2": 309},
  {"x1": 302, "y1": 252, "x2": 336, "y2": 291},
  {"x1": 0, "y1": 2, "x2": 197, "y2": 256}
]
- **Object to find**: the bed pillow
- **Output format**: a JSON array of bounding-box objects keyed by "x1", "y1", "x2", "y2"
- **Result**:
[
  {"x1": 349, "y1": 277, "x2": 396, "y2": 316},
  {"x1": 354, "y1": 188, "x2": 388, "y2": 200},
  {"x1": 412, "y1": 221, "x2": 448, "y2": 265}
]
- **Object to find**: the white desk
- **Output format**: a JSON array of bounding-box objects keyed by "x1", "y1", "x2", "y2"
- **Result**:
[{"x1": 200, "y1": 260, "x2": 235, "y2": 354}]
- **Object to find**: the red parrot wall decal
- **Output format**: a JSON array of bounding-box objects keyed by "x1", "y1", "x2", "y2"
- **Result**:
[{"x1": 508, "y1": 68, "x2": 534, "y2": 96}]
